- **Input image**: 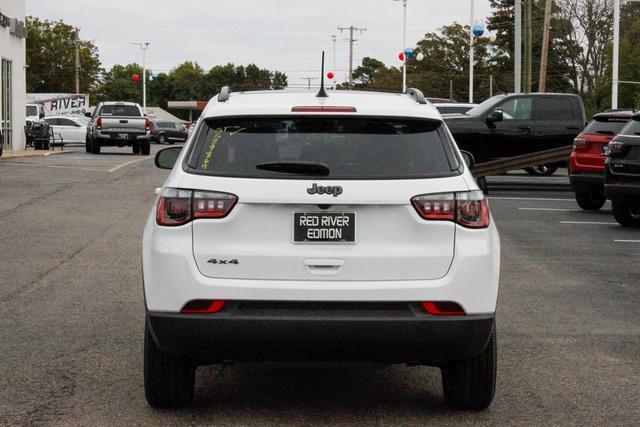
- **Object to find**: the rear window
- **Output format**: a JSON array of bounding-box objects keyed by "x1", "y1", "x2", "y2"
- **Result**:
[
  {"x1": 99, "y1": 104, "x2": 141, "y2": 117},
  {"x1": 583, "y1": 118, "x2": 629, "y2": 135},
  {"x1": 187, "y1": 116, "x2": 459, "y2": 179},
  {"x1": 157, "y1": 122, "x2": 173, "y2": 128},
  {"x1": 619, "y1": 119, "x2": 640, "y2": 136}
]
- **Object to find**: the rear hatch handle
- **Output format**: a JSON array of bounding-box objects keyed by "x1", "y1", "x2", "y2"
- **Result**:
[{"x1": 304, "y1": 259, "x2": 344, "y2": 276}]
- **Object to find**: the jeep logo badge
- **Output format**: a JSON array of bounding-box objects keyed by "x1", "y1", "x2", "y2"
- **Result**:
[{"x1": 307, "y1": 183, "x2": 343, "y2": 197}]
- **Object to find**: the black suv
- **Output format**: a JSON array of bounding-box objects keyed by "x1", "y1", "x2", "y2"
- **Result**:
[
  {"x1": 151, "y1": 121, "x2": 188, "y2": 144},
  {"x1": 604, "y1": 113, "x2": 640, "y2": 226},
  {"x1": 444, "y1": 93, "x2": 586, "y2": 166}
]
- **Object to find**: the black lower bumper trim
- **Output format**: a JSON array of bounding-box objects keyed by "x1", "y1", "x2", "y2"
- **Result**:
[
  {"x1": 569, "y1": 172, "x2": 603, "y2": 191},
  {"x1": 147, "y1": 307, "x2": 495, "y2": 366},
  {"x1": 605, "y1": 183, "x2": 640, "y2": 201}
]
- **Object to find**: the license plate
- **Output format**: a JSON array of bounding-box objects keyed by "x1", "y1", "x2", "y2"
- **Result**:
[
  {"x1": 117, "y1": 133, "x2": 129, "y2": 140},
  {"x1": 294, "y1": 213, "x2": 355, "y2": 243},
  {"x1": 602, "y1": 145, "x2": 609, "y2": 155}
]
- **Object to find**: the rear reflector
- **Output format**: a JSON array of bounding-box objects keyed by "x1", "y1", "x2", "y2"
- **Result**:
[
  {"x1": 181, "y1": 300, "x2": 226, "y2": 314},
  {"x1": 421, "y1": 301, "x2": 465, "y2": 316},
  {"x1": 291, "y1": 106, "x2": 357, "y2": 113}
]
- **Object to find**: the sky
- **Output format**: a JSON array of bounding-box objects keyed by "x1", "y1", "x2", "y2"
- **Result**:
[{"x1": 25, "y1": 0, "x2": 493, "y2": 87}]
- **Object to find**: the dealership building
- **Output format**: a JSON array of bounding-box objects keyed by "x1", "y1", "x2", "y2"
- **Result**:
[{"x1": 0, "y1": 0, "x2": 27, "y2": 151}]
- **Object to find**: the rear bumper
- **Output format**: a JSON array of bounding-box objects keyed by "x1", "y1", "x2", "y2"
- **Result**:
[
  {"x1": 147, "y1": 307, "x2": 495, "y2": 365},
  {"x1": 605, "y1": 182, "x2": 640, "y2": 201},
  {"x1": 94, "y1": 130, "x2": 150, "y2": 143},
  {"x1": 569, "y1": 172, "x2": 603, "y2": 191}
]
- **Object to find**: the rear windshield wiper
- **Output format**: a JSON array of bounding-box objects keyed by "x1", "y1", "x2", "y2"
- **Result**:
[{"x1": 256, "y1": 162, "x2": 330, "y2": 176}]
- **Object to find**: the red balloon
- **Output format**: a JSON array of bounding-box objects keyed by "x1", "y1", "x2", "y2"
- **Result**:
[
  {"x1": 131, "y1": 73, "x2": 140, "y2": 82},
  {"x1": 398, "y1": 52, "x2": 405, "y2": 61},
  {"x1": 327, "y1": 71, "x2": 335, "y2": 80}
]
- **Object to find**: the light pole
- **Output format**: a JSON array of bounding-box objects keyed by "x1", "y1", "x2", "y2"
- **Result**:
[
  {"x1": 393, "y1": 0, "x2": 407, "y2": 93},
  {"x1": 469, "y1": 0, "x2": 475, "y2": 103},
  {"x1": 131, "y1": 41, "x2": 150, "y2": 113},
  {"x1": 613, "y1": 0, "x2": 620, "y2": 109}
]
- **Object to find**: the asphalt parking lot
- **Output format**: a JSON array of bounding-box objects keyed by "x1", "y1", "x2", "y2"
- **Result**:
[{"x1": 1, "y1": 150, "x2": 639, "y2": 425}]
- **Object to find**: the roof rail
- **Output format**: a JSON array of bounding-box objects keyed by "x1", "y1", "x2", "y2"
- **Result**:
[
  {"x1": 406, "y1": 87, "x2": 427, "y2": 104},
  {"x1": 218, "y1": 86, "x2": 230, "y2": 102}
]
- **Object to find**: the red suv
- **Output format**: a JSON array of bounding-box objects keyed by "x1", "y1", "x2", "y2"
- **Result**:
[{"x1": 569, "y1": 111, "x2": 633, "y2": 210}]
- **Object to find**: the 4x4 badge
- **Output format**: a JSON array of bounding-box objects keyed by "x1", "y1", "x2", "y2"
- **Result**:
[{"x1": 307, "y1": 183, "x2": 343, "y2": 197}]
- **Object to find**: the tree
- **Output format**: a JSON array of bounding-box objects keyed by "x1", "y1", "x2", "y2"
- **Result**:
[
  {"x1": 26, "y1": 17, "x2": 102, "y2": 94},
  {"x1": 96, "y1": 63, "x2": 144, "y2": 104},
  {"x1": 408, "y1": 23, "x2": 496, "y2": 100}
]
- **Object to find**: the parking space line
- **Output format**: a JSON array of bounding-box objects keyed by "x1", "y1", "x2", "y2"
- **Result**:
[
  {"x1": 518, "y1": 207, "x2": 576, "y2": 211},
  {"x1": 614, "y1": 239, "x2": 640, "y2": 243},
  {"x1": 560, "y1": 221, "x2": 618, "y2": 225},
  {"x1": 0, "y1": 161, "x2": 107, "y2": 172},
  {"x1": 489, "y1": 196, "x2": 575, "y2": 201},
  {"x1": 108, "y1": 156, "x2": 152, "y2": 172}
]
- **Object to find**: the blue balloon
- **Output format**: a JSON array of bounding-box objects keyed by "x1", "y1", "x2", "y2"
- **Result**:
[
  {"x1": 473, "y1": 24, "x2": 485, "y2": 37},
  {"x1": 404, "y1": 47, "x2": 414, "y2": 58}
]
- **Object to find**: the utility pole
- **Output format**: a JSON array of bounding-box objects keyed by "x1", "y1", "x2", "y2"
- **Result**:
[
  {"x1": 514, "y1": 0, "x2": 522, "y2": 93},
  {"x1": 331, "y1": 35, "x2": 337, "y2": 89},
  {"x1": 613, "y1": 0, "x2": 620, "y2": 109},
  {"x1": 74, "y1": 28, "x2": 80, "y2": 94},
  {"x1": 524, "y1": 0, "x2": 532, "y2": 92},
  {"x1": 301, "y1": 77, "x2": 318, "y2": 89},
  {"x1": 338, "y1": 26, "x2": 366, "y2": 88},
  {"x1": 538, "y1": 0, "x2": 553, "y2": 92}
]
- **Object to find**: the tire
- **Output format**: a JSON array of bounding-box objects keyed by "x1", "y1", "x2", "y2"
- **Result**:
[
  {"x1": 140, "y1": 142, "x2": 151, "y2": 156},
  {"x1": 132, "y1": 145, "x2": 141, "y2": 154},
  {"x1": 158, "y1": 134, "x2": 167, "y2": 144},
  {"x1": 441, "y1": 322, "x2": 496, "y2": 410},
  {"x1": 525, "y1": 164, "x2": 558, "y2": 176},
  {"x1": 34, "y1": 140, "x2": 42, "y2": 150},
  {"x1": 575, "y1": 190, "x2": 605, "y2": 211},
  {"x1": 612, "y1": 200, "x2": 640, "y2": 227},
  {"x1": 85, "y1": 136, "x2": 91, "y2": 153},
  {"x1": 91, "y1": 139, "x2": 101, "y2": 154},
  {"x1": 42, "y1": 140, "x2": 50, "y2": 150},
  {"x1": 144, "y1": 321, "x2": 195, "y2": 408}
]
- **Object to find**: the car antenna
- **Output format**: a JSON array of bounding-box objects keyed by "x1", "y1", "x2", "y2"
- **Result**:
[{"x1": 316, "y1": 51, "x2": 328, "y2": 98}]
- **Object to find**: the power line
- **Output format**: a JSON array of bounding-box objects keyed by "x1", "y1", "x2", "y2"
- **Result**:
[{"x1": 337, "y1": 25, "x2": 366, "y2": 88}]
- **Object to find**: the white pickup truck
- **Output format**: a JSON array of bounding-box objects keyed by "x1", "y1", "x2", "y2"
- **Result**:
[{"x1": 85, "y1": 101, "x2": 151, "y2": 154}]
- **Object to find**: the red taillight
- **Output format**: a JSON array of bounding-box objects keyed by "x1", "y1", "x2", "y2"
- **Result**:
[
  {"x1": 96, "y1": 117, "x2": 102, "y2": 129},
  {"x1": 573, "y1": 137, "x2": 588, "y2": 149},
  {"x1": 421, "y1": 301, "x2": 465, "y2": 316},
  {"x1": 607, "y1": 141, "x2": 625, "y2": 155},
  {"x1": 145, "y1": 118, "x2": 152, "y2": 130},
  {"x1": 411, "y1": 191, "x2": 489, "y2": 229},
  {"x1": 181, "y1": 300, "x2": 226, "y2": 313},
  {"x1": 156, "y1": 188, "x2": 238, "y2": 226}
]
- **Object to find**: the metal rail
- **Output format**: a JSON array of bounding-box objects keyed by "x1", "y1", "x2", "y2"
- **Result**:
[{"x1": 471, "y1": 146, "x2": 573, "y2": 178}]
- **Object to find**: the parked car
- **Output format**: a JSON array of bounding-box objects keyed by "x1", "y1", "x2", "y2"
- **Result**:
[
  {"x1": 604, "y1": 113, "x2": 640, "y2": 226},
  {"x1": 143, "y1": 87, "x2": 500, "y2": 410},
  {"x1": 43, "y1": 116, "x2": 89, "y2": 144},
  {"x1": 151, "y1": 120, "x2": 188, "y2": 144},
  {"x1": 569, "y1": 111, "x2": 633, "y2": 210},
  {"x1": 25, "y1": 103, "x2": 45, "y2": 126},
  {"x1": 85, "y1": 102, "x2": 151, "y2": 155},
  {"x1": 435, "y1": 103, "x2": 477, "y2": 116},
  {"x1": 444, "y1": 93, "x2": 586, "y2": 174}
]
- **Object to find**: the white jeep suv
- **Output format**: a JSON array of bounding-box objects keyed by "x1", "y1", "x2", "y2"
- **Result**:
[{"x1": 143, "y1": 87, "x2": 500, "y2": 410}]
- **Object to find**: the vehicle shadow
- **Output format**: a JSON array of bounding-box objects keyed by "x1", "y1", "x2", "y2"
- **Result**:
[{"x1": 189, "y1": 363, "x2": 456, "y2": 418}]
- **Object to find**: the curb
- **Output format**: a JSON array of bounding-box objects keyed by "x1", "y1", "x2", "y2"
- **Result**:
[{"x1": 0, "y1": 149, "x2": 77, "y2": 160}]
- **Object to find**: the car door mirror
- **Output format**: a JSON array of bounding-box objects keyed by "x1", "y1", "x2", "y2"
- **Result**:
[
  {"x1": 39, "y1": 110, "x2": 45, "y2": 119},
  {"x1": 155, "y1": 147, "x2": 182, "y2": 169},
  {"x1": 84, "y1": 112, "x2": 92, "y2": 118},
  {"x1": 486, "y1": 108, "x2": 503, "y2": 123},
  {"x1": 460, "y1": 150, "x2": 475, "y2": 169}
]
